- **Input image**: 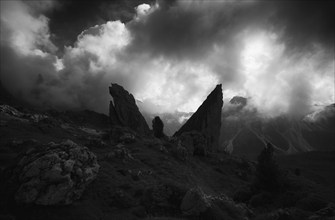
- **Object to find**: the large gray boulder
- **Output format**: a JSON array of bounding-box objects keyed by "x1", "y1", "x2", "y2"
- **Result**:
[
  {"x1": 174, "y1": 84, "x2": 223, "y2": 152},
  {"x1": 109, "y1": 83, "x2": 150, "y2": 135},
  {"x1": 14, "y1": 140, "x2": 99, "y2": 205},
  {"x1": 180, "y1": 188, "x2": 211, "y2": 216}
]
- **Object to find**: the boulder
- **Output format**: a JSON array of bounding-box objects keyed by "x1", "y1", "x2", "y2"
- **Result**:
[
  {"x1": 109, "y1": 83, "x2": 150, "y2": 135},
  {"x1": 14, "y1": 140, "x2": 99, "y2": 205},
  {"x1": 180, "y1": 188, "x2": 211, "y2": 216},
  {"x1": 174, "y1": 84, "x2": 223, "y2": 152}
]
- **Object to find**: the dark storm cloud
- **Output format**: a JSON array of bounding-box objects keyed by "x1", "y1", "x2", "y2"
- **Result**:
[
  {"x1": 123, "y1": 0, "x2": 334, "y2": 116},
  {"x1": 123, "y1": 1, "x2": 265, "y2": 88},
  {"x1": 0, "y1": 0, "x2": 333, "y2": 117},
  {"x1": 0, "y1": 44, "x2": 63, "y2": 108},
  {"x1": 126, "y1": 0, "x2": 334, "y2": 59},
  {"x1": 269, "y1": 0, "x2": 334, "y2": 54},
  {"x1": 46, "y1": 0, "x2": 155, "y2": 53},
  {"x1": 126, "y1": 1, "x2": 257, "y2": 60}
]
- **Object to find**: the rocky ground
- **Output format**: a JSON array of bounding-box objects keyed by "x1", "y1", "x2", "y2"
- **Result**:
[{"x1": 0, "y1": 83, "x2": 334, "y2": 220}]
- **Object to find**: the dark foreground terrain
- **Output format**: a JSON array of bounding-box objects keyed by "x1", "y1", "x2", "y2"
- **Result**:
[
  {"x1": 0, "y1": 83, "x2": 334, "y2": 220},
  {"x1": 0, "y1": 106, "x2": 334, "y2": 220}
]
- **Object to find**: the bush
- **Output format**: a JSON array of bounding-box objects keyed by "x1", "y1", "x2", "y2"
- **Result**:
[
  {"x1": 233, "y1": 186, "x2": 255, "y2": 203},
  {"x1": 141, "y1": 180, "x2": 187, "y2": 213},
  {"x1": 249, "y1": 191, "x2": 272, "y2": 207},
  {"x1": 277, "y1": 191, "x2": 305, "y2": 208}
]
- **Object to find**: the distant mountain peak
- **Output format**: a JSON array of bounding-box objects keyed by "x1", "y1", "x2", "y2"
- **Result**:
[{"x1": 229, "y1": 96, "x2": 247, "y2": 107}]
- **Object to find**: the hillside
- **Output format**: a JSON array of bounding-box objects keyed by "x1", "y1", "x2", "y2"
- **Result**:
[{"x1": 0, "y1": 85, "x2": 334, "y2": 220}]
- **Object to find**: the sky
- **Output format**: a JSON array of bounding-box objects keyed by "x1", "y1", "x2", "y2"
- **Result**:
[{"x1": 0, "y1": 0, "x2": 334, "y2": 118}]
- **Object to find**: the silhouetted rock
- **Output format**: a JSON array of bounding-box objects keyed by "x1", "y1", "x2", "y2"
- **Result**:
[
  {"x1": 14, "y1": 140, "x2": 99, "y2": 205},
  {"x1": 152, "y1": 116, "x2": 164, "y2": 138},
  {"x1": 230, "y1": 96, "x2": 247, "y2": 106},
  {"x1": 109, "y1": 83, "x2": 150, "y2": 135},
  {"x1": 174, "y1": 84, "x2": 223, "y2": 152}
]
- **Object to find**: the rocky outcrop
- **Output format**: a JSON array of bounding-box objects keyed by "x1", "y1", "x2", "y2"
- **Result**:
[
  {"x1": 109, "y1": 83, "x2": 150, "y2": 135},
  {"x1": 230, "y1": 96, "x2": 247, "y2": 106},
  {"x1": 174, "y1": 84, "x2": 223, "y2": 152},
  {"x1": 14, "y1": 140, "x2": 99, "y2": 205},
  {"x1": 180, "y1": 188, "x2": 252, "y2": 219},
  {"x1": 0, "y1": 105, "x2": 24, "y2": 117}
]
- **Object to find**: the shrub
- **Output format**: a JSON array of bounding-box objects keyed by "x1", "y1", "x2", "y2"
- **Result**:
[
  {"x1": 277, "y1": 190, "x2": 305, "y2": 208},
  {"x1": 141, "y1": 180, "x2": 187, "y2": 213},
  {"x1": 233, "y1": 186, "x2": 255, "y2": 203},
  {"x1": 249, "y1": 191, "x2": 272, "y2": 207}
]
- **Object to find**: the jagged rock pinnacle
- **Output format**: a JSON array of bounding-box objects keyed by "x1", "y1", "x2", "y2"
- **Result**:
[
  {"x1": 174, "y1": 84, "x2": 223, "y2": 151},
  {"x1": 109, "y1": 83, "x2": 150, "y2": 134}
]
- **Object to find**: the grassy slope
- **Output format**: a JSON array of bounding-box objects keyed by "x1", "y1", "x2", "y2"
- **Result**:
[
  {"x1": 1, "y1": 107, "x2": 334, "y2": 219},
  {"x1": 0, "y1": 111, "x2": 251, "y2": 220}
]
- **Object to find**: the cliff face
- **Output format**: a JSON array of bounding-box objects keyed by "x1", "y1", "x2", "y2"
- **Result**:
[
  {"x1": 174, "y1": 84, "x2": 223, "y2": 152},
  {"x1": 109, "y1": 83, "x2": 150, "y2": 134}
]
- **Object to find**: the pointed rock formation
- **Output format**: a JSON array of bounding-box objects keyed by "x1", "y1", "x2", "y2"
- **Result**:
[
  {"x1": 109, "y1": 83, "x2": 150, "y2": 135},
  {"x1": 174, "y1": 84, "x2": 223, "y2": 152}
]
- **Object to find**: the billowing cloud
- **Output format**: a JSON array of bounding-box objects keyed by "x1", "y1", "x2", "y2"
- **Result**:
[
  {"x1": 0, "y1": 0, "x2": 57, "y2": 56},
  {"x1": 0, "y1": 0, "x2": 334, "y2": 119},
  {"x1": 240, "y1": 30, "x2": 334, "y2": 117},
  {"x1": 60, "y1": 14, "x2": 219, "y2": 113}
]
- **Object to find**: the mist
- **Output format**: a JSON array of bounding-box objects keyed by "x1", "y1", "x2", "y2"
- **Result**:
[{"x1": 0, "y1": 0, "x2": 334, "y2": 118}]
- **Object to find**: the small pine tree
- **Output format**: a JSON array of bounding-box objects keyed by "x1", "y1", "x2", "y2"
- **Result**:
[
  {"x1": 152, "y1": 116, "x2": 164, "y2": 138},
  {"x1": 255, "y1": 143, "x2": 284, "y2": 191}
]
